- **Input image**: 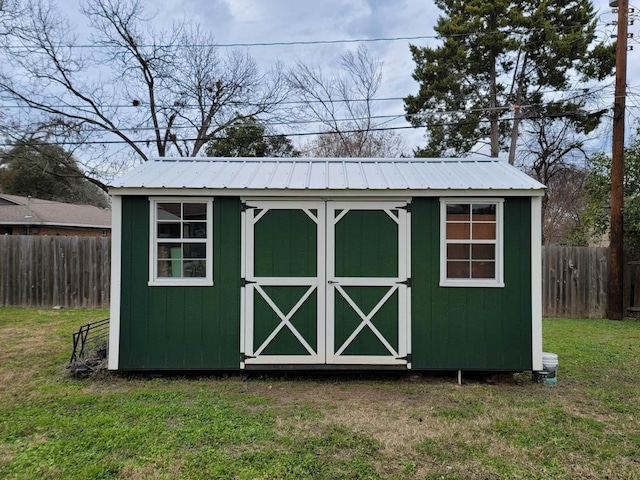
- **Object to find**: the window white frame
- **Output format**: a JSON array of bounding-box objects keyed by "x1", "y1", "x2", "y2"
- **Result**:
[
  {"x1": 439, "y1": 198, "x2": 504, "y2": 288},
  {"x1": 149, "y1": 197, "x2": 214, "y2": 286}
]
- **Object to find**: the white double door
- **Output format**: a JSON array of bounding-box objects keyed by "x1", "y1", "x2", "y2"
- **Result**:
[{"x1": 241, "y1": 200, "x2": 411, "y2": 367}]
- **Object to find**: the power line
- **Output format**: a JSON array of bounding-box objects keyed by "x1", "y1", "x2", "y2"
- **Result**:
[
  {"x1": 1, "y1": 34, "x2": 436, "y2": 51},
  {"x1": 0, "y1": 24, "x2": 610, "y2": 51},
  {"x1": 0, "y1": 87, "x2": 613, "y2": 147},
  {"x1": 0, "y1": 125, "x2": 415, "y2": 148},
  {"x1": 0, "y1": 95, "x2": 408, "y2": 109},
  {"x1": 0, "y1": 101, "x2": 593, "y2": 137},
  {"x1": 0, "y1": 108, "x2": 609, "y2": 149},
  {"x1": 0, "y1": 84, "x2": 613, "y2": 112}
]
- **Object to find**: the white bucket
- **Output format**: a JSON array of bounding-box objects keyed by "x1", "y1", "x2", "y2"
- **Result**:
[
  {"x1": 542, "y1": 352, "x2": 558, "y2": 371},
  {"x1": 538, "y1": 352, "x2": 558, "y2": 386}
]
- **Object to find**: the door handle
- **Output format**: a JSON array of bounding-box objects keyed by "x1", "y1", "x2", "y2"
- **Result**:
[{"x1": 328, "y1": 280, "x2": 337, "y2": 284}]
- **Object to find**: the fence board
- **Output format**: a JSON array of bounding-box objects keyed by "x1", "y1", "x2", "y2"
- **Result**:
[
  {"x1": 0, "y1": 237, "x2": 631, "y2": 317},
  {"x1": 0, "y1": 236, "x2": 111, "y2": 308},
  {"x1": 542, "y1": 246, "x2": 609, "y2": 318}
]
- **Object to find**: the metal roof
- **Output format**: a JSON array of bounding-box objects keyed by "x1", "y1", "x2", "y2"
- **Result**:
[{"x1": 110, "y1": 157, "x2": 545, "y2": 194}]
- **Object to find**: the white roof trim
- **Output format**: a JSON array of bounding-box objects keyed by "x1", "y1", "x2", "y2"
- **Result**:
[{"x1": 109, "y1": 187, "x2": 545, "y2": 197}]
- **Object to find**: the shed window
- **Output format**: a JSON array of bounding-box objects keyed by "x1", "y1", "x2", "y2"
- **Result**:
[
  {"x1": 440, "y1": 199, "x2": 504, "y2": 287},
  {"x1": 149, "y1": 198, "x2": 213, "y2": 286}
]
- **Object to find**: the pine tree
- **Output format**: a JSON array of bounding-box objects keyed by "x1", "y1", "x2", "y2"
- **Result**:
[
  {"x1": 404, "y1": 0, "x2": 614, "y2": 160},
  {"x1": 0, "y1": 140, "x2": 109, "y2": 207},
  {"x1": 206, "y1": 117, "x2": 299, "y2": 158}
]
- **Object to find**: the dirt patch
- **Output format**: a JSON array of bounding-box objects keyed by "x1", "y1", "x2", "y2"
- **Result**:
[
  {"x1": 241, "y1": 376, "x2": 569, "y2": 479},
  {"x1": 119, "y1": 457, "x2": 185, "y2": 480},
  {"x1": 0, "y1": 324, "x2": 64, "y2": 359},
  {"x1": 0, "y1": 325, "x2": 60, "y2": 394},
  {"x1": 321, "y1": 397, "x2": 432, "y2": 454},
  {"x1": 245, "y1": 379, "x2": 470, "y2": 455},
  {"x1": 0, "y1": 444, "x2": 16, "y2": 467}
]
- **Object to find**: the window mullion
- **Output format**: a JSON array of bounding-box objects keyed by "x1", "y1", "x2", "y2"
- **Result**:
[
  {"x1": 441, "y1": 198, "x2": 503, "y2": 287},
  {"x1": 149, "y1": 198, "x2": 213, "y2": 286}
]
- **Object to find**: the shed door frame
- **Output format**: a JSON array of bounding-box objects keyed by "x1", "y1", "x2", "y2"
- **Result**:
[
  {"x1": 240, "y1": 198, "x2": 411, "y2": 368},
  {"x1": 241, "y1": 200, "x2": 326, "y2": 366},
  {"x1": 326, "y1": 201, "x2": 411, "y2": 366}
]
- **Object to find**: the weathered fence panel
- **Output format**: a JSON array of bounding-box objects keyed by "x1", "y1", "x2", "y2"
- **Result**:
[
  {"x1": 0, "y1": 237, "x2": 631, "y2": 317},
  {"x1": 0, "y1": 236, "x2": 111, "y2": 308},
  {"x1": 624, "y1": 261, "x2": 640, "y2": 317},
  {"x1": 542, "y1": 245, "x2": 609, "y2": 318}
]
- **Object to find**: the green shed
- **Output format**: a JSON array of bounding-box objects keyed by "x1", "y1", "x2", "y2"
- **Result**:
[{"x1": 108, "y1": 157, "x2": 545, "y2": 373}]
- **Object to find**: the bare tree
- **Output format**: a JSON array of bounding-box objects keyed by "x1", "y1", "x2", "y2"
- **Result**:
[
  {"x1": 517, "y1": 101, "x2": 602, "y2": 243},
  {"x1": 0, "y1": 0, "x2": 27, "y2": 36},
  {"x1": 288, "y1": 45, "x2": 403, "y2": 158},
  {"x1": 541, "y1": 165, "x2": 586, "y2": 244},
  {"x1": 302, "y1": 129, "x2": 403, "y2": 158},
  {"x1": 0, "y1": 0, "x2": 288, "y2": 183},
  {"x1": 0, "y1": 1, "x2": 27, "y2": 137}
]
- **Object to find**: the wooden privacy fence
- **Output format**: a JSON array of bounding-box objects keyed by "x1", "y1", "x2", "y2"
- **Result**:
[
  {"x1": 624, "y1": 261, "x2": 640, "y2": 317},
  {"x1": 0, "y1": 236, "x2": 110, "y2": 308},
  {"x1": 542, "y1": 245, "x2": 609, "y2": 318},
  {"x1": 0, "y1": 237, "x2": 634, "y2": 317}
]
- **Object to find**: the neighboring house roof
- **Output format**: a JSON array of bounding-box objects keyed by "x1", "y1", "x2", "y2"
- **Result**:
[
  {"x1": 110, "y1": 157, "x2": 546, "y2": 195},
  {"x1": 0, "y1": 193, "x2": 111, "y2": 228}
]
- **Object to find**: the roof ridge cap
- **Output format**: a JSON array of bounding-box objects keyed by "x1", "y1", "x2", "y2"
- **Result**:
[{"x1": 150, "y1": 156, "x2": 505, "y2": 163}]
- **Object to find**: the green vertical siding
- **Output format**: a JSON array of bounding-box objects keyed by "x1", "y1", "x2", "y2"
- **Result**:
[
  {"x1": 334, "y1": 210, "x2": 398, "y2": 277},
  {"x1": 411, "y1": 197, "x2": 533, "y2": 371},
  {"x1": 254, "y1": 209, "x2": 317, "y2": 278},
  {"x1": 334, "y1": 287, "x2": 399, "y2": 356},
  {"x1": 118, "y1": 196, "x2": 241, "y2": 370},
  {"x1": 118, "y1": 195, "x2": 533, "y2": 371},
  {"x1": 253, "y1": 287, "x2": 318, "y2": 356}
]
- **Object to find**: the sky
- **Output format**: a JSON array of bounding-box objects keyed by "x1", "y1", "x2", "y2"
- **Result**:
[
  {"x1": 127, "y1": 0, "x2": 637, "y2": 156},
  {"x1": 21, "y1": 0, "x2": 640, "y2": 159}
]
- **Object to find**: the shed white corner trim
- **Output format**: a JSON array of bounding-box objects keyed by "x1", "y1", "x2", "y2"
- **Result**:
[
  {"x1": 108, "y1": 196, "x2": 122, "y2": 370},
  {"x1": 531, "y1": 196, "x2": 543, "y2": 371}
]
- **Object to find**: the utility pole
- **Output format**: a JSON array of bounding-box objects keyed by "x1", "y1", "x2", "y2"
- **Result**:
[{"x1": 609, "y1": 0, "x2": 629, "y2": 320}]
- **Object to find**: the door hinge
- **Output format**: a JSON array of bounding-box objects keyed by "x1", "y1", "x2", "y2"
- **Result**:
[
  {"x1": 396, "y1": 278, "x2": 412, "y2": 287},
  {"x1": 398, "y1": 203, "x2": 412, "y2": 212},
  {"x1": 397, "y1": 353, "x2": 412, "y2": 363},
  {"x1": 241, "y1": 278, "x2": 256, "y2": 287},
  {"x1": 241, "y1": 203, "x2": 257, "y2": 212},
  {"x1": 240, "y1": 352, "x2": 255, "y2": 362}
]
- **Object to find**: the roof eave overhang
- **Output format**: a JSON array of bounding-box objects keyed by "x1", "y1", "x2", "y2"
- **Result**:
[{"x1": 108, "y1": 187, "x2": 546, "y2": 198}]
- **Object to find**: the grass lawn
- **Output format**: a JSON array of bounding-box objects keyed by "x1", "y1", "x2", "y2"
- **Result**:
[{"x1": 1, "y1": 309, "x2": 639, "y2": 479}]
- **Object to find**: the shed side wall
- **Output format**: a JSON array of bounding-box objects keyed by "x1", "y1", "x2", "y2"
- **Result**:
[
  {"x1": 411, "y1": 197, "x2": 532, "y2": 370},
  {"x1": 118, "y1": 196, "x2": 241, "y2": 370}
]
